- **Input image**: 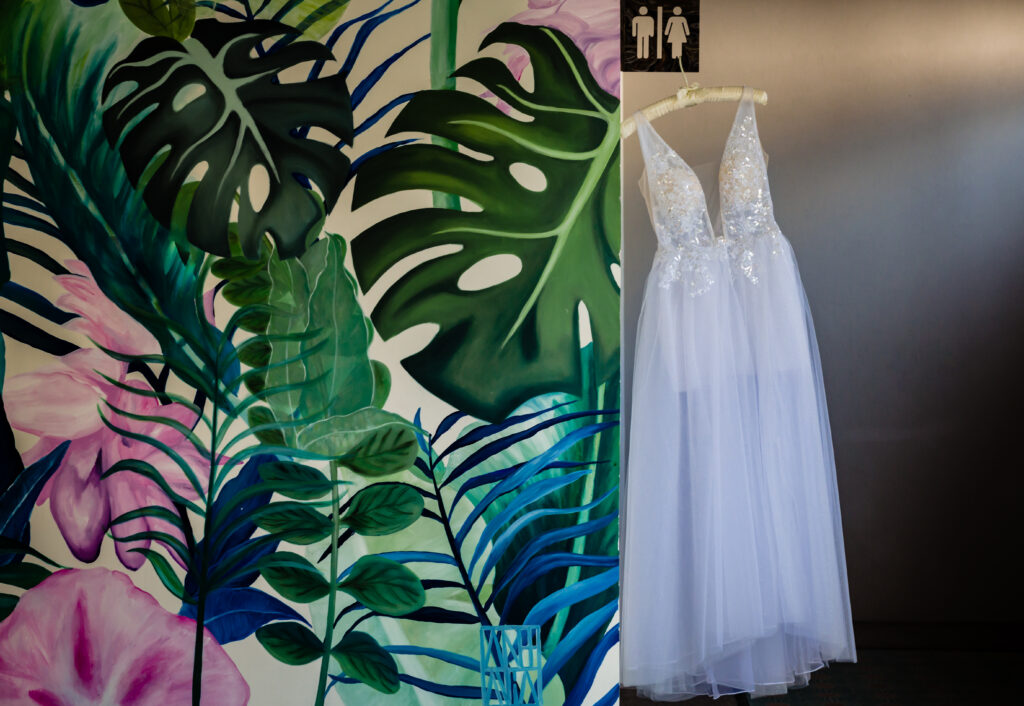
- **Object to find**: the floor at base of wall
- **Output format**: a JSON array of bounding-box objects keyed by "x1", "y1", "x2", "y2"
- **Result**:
[{"x1": 620, "y1": 623, "x2": 1024, "y2": 705}]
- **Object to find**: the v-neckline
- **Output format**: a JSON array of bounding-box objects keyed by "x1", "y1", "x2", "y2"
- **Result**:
[{"x1": 634, "y1": 90, "x2": 763, "y2": 238}]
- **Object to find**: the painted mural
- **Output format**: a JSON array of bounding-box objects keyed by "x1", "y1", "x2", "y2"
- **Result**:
[{"x1": 0, "y1": 1, "x2": 620, "y2": 704}]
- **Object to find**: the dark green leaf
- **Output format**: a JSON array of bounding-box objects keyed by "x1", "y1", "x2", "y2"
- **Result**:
[
  {"x1": 111, "y1": 530, "x2": 191, "y2": 566},
  {"x1": 338, "y1": 555, "x2": 424, "y2": 616},
  {"x1": 110, "y1": 504, "x2": 184, "y2": 530},
  {"x1": 212, "y1": 256, "x2": 264, "y2": 281},
  {"x1": 131, "y1": 547, "x2": 186, "y2": 600},
  {"x1": 298, "y1": 408, "x2": 418, "y2": 475},
  {"x1": 102, "y1": 20, "x2": 353, "y2": 258},
  {"x1": 0, "y1": 537, "x2": 62, "y2": 568},
  {"x1": 223, "y1": 275, "x2": 272, "y2": 308},
  {"x1": 331, "y1": 631, "x2": 400, "y2": 694},
  {"x1": 247, "y1": 406, "x2": 286, "y2": 446},
  {"x1": 118, "y1": 0, "x2": 196, "y2": 41},
  {"x1": 3, "y1": 240, "x2": 71, "y2": 276},
  {"x1": 351, "y1": 23, "x2": 621, "y2": 421},
  {"x1": 256, "y1": 621, "x2": 324, "y2": 665},
  {"x1": 237, "y1": 338, "x2": 271, "y2": 368},
  {"x1": 341, "y1": 482, "x2": 423, "y2": 536},
  {"x1": 0, "y1": 562, "x2": 49, "y2": 590},
  {"x1": 258, "y1": 551, "x2": 329, "y2": 603},
  {"x1": 0, "y1": 310, "x2": 77, "y2": 356},
  {"x1": 0, "y1": 593, "x2": 17, "y2": 621},
  {"x1": 257, "y1": 460, "x2": 333, "y2": 500},
  {"x1": 101, "y1": 459, "x2": 203, "y2": 515},
  {"x1": 237, "y1": 308, "x2": 271, "y2": 334},
  {"x1": 254, "y1": 502, "x2": 332, "y2": 544},
  {"x1": 1, "y1": 99, "x2": 15, "y2": 284}
]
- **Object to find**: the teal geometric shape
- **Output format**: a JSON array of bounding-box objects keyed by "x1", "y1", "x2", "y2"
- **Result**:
[{"x1": 480, "y1": 625, "x2": 544, "y2": 705}]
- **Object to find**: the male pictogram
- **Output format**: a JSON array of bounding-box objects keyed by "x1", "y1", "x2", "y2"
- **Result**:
[{"x1": 632, "y1": 7, "x2": 655, "y2": 59}]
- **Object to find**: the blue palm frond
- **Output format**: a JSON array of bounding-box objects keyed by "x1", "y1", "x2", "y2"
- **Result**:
[{"x1": 331, "y1": 399, "x2": 618, "y2": 703}]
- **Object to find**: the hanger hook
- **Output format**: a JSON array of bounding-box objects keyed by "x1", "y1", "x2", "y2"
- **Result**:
[
  {"x1": 679, "y1": 56, "x2": 690, "y2": 87},
  {"x1": 676, "y1": 56, "x2": 698, "y2": 102}
]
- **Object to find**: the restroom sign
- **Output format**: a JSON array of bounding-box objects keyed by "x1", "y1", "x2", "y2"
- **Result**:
[{"x1": 621, "y1": 0, "x2": 700, "y2": 72}]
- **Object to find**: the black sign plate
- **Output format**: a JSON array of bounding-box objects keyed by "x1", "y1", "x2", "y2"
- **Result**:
[{"x1": 621, "y1": 0, "x2": 700, "y2": 72}]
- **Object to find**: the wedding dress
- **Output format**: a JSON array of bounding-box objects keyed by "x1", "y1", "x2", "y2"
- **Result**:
[{"x1": 621, "y1": 89, "x2": 856, "y2": 701}]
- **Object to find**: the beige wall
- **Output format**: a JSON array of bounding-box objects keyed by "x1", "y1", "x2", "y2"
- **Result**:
[{"x1": 621, "y1": 0, "x2": 1024, "y2": 624}]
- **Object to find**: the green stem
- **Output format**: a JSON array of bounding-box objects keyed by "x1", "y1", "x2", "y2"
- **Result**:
[
  {"x1": 544, "y1": 342, "x2": 602, "y2": 651},
  {"x1": 192, "y1": 402, "x2": 219, "y2": 706},
  {"x1": 429, "y1": 0, "x2": 461, "y2": 211},
  {"x1": 314, "y1": 460, "x2": 342, "y2": 706}
]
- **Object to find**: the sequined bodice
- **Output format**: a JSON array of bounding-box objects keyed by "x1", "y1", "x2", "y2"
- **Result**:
[{"x1": 636, "y1": 89, "x2": 781, "y2": 293}]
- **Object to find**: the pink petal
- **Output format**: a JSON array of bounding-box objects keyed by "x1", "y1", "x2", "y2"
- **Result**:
[
  {"x1": 203, "y1": 287, "x2": 217, "y2": 327},
  {"x1": 20, "y1": 436, "x2": 74, "y2": 485},
  {"x1": 56, "y1": 260, "x2": 159, "y2": 357},
  {"x1": 3, "y1": 350, "x2": 122, "y2": 440},
  {"x1": 504, "y1": 0, "x2": 621, "y2": 97},
  {"x1": 48, "y1": 448, "x2": 109, "y2": 563},
  {"x1": 0, "y1": 569, "x2": 249, "y2": 706}
]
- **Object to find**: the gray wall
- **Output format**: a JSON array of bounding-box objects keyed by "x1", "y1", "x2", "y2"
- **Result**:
[{"x1": 621, "y1": 0, "x2": 1024, "y2": 624}]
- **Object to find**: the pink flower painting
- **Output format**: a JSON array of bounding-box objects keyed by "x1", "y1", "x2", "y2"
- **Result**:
[
  {"x1": 2, "y1": 262, "x2": 206, "y2": 569},
  {"x1": 505, "y1": 0, "x2": 620, "y2": 97},
  {"x1": 54, "y1": 260, "x2": 160, "y2": 356},
  {"x1": 0, "y1": 568, "x2": 249, "y2": 705}
]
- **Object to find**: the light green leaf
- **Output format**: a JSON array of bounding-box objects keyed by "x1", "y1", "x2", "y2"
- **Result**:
[
  {"x1": 264, "y1": 234, "x2": 375, "y2": 446},
  {"x1": 258, "y1": 1, "x2": 352, "y2": 42},
  {"x1": 296, "y1": 235, "x2": 375, "y2": 419},
  {"x1": 370, "y1": 359, "x2": 391, "y2": 407},
  {"x1": 298, "y1": 408, "x2": 418, "y2": 475}
]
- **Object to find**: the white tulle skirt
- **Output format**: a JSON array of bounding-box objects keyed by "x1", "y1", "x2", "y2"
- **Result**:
[{"x1": 621, "y1": 237, "x2": 856, "y2": 701}]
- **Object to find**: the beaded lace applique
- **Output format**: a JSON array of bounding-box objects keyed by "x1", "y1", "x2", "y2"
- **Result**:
[
  {"x1": 636, "y1": 91, "x2": 781, "y2": 292},
  {"x1": 719, "y1": 101, "x2": 782, "y2": 285}
]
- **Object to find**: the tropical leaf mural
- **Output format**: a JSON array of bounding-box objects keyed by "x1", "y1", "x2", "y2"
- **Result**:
[
  {"x1": 352, "y1": 21, "x2": 621, "y2": 423},
  {"x1": 0, "y1": 0, "x2": 621, "y2": 704}
]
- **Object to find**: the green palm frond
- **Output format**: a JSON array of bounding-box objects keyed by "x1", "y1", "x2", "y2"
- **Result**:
[{"x1": 3, "y1": 0, "x2": 233, "y2": 400}]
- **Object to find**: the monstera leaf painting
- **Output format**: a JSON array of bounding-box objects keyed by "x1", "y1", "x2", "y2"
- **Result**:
[
  {"x1": 102, "y1": 19, "x2": 352, "y2": 258},
  {"x1": 351, "y1": 22, "x2": 621, "y2": 422}
]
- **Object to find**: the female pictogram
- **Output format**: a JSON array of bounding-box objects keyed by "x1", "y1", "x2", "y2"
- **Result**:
[{"x1": 665, "y1": 7, "x2": 691, "y2": 59}]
